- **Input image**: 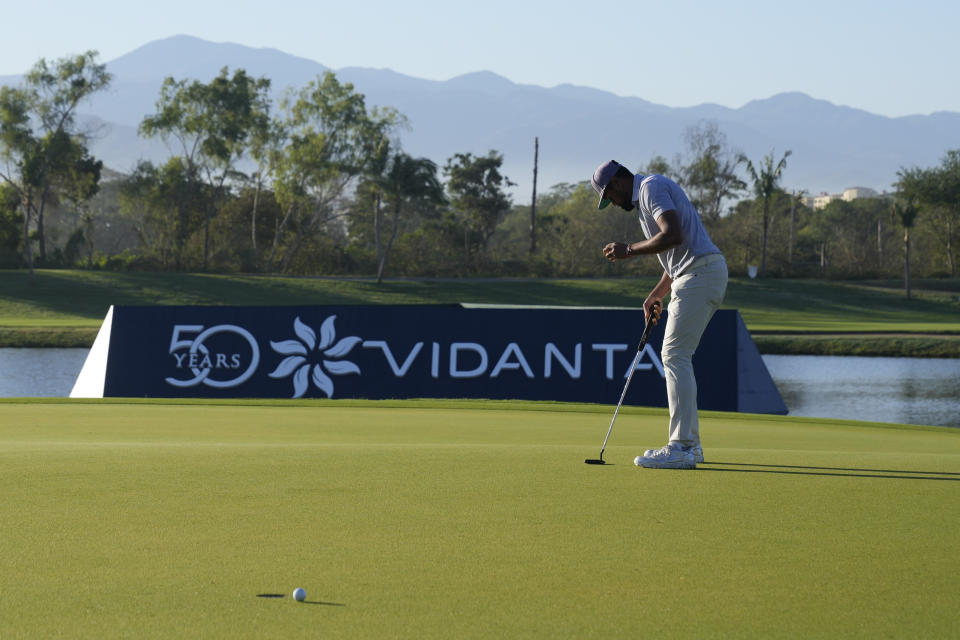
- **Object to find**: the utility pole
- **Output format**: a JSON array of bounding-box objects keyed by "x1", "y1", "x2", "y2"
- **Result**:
[
  {"x1": 789, "y1": 191, "x2": 797, "y2": 274},
  {"x1": 877, "y1": 216, "x2": 883, "y2": 265},
  {"x1": 530, "y1": 137, "x2": 538, "y2": 254},
  {"x1": 789, "y1": 190, "x2": 805, "y2": 275}
]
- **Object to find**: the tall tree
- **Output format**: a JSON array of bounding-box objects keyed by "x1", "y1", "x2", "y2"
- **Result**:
[
  {"x1": 898, "y1": 150, "x2": 960, "y2": 276},
  {"x1": 806, "y1": 198, "x2": 891, "y2": 277},
  {"x1": 245, "y1": 114, "x2": 284, "y2": 258},
  {"x1": 643, "y1": 155, "x2": 680, "y2": 181},
  {"x1": 0, "y1": 51, "x2": 110, "y2": 273},
  {"x1": 682, "y1": 121, "x2": 746, "y2": 221},
  {"x1": 118, "y1": 159, "x2": 201, "y2": 268},
  {"x1": 891, "y1": 200, "x2": 919, "y2": 298},
  {"x1": 742, "y1": 149, "x2": 792, "y2": 277},
  {"x1": 362, "y1": 143, "x2": 444, "y2": 283},
  {"x1": 0, "y1": 182, "x2": 22, "y2": 265},
  {"x1": 268, "y1": 72, "x2": 401, "y2": 272},
  {"x1": 444, "y1": 150, "x2": 514, "y2": 263},
  {"x1": 140, "y1": 67, "x2": 271, "y2": 270},
  {"x1": 787, "y1": 190, "x2": 807, "y2": 273}
]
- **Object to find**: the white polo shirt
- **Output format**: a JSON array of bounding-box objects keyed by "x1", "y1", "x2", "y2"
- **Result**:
[{"x1": 633, "y1": 173, "x2": 721, "y2": 279}]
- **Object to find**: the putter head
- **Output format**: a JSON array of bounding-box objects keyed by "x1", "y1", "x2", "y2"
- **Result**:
[{"x1": 584, "y1": 458, "x2": 607, "y2": 465}]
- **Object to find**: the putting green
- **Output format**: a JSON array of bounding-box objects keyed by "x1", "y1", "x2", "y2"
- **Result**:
[{"x1": 1, "y1": 400, "x2": 957, "y2": 639}]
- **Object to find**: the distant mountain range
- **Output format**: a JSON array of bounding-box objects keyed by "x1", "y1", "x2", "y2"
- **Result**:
[{"x1": 3, "y1": 34, "x2": 958, "y2": 203}]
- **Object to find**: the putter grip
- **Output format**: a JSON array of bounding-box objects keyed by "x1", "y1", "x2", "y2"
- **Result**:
[{"x1": 637, "y1": 301, "x2": 661, "y2": 351}]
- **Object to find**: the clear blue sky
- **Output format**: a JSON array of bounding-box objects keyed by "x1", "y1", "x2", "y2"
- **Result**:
[{"x1": 1, "y1": 0, "x2": 956, "y2": 117}]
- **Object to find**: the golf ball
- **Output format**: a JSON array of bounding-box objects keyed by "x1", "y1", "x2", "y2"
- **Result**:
[{"x1": 293, "y1": 587, "x2": 306, "y2": 602}]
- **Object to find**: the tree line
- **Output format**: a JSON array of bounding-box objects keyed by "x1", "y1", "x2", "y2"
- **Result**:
[{"x1": 2, "y1": 52, "x2": 958, "y2": 290}]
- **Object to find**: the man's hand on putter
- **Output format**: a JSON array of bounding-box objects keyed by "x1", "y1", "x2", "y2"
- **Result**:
[
  {"x1": 603, "y1": 242, "x2": 630, "y2": 262},
  {"x1": 644, "y1": 299, "x2": 662, "y2": 325}
]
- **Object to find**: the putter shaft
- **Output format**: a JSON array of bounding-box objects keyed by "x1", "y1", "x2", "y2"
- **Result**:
[{"x1": 590, "y1": 303, "x2": 660, "y2": 463}]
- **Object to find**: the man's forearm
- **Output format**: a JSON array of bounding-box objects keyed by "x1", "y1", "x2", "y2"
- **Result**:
[
  {"x1": 651, "y1": 271, "x2": 672, "y2": 299},
  {"x1": 626, "y1": 232, "x2": 680, "y2": 257}
]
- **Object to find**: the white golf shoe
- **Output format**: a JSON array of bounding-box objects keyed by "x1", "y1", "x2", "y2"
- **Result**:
[
  {"x1": 643, "y1": 443, "x2": 704, "y2": 463},
  {"x1": 690, "y1": 444, "x2": 704, "y2": 463},
  {"x1": 634, "y1": 444, "x2": 696, "y2": 469}
]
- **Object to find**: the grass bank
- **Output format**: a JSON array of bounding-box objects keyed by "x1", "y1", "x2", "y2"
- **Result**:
[
  {"x1": 1, "y1": 270, "x2": 958, "y2": 355},
  {"x1": 754, "y1": 333, "x2": 960, "y2": 357}
]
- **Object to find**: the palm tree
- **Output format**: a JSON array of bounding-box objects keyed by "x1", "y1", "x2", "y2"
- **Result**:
[
  {"x1": 741, "y1": 149, "x2": 791, "y2": 277},
  {"x1": 369, "y1": 149, "x2": 445, "y2": 283},
  {"x1": 892, "y1": 200, "x2": 919, "y2": 298}
]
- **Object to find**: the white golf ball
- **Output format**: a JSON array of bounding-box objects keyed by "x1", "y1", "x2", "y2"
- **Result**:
[{"x1": 293, "y1": 587, "x2": 306, "y2": 602}]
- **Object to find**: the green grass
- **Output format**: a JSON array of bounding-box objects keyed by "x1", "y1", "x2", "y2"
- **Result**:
[
  {"x1": 1, "y1": 270, "x2": 959, "y2": 338},
  {"x1": 754, "y1": 334, "x2": 960, "y2": 358},
  {"x1": 1, "y1": 399, "x2": 958, "y2": 639},
  {"x1": 721, "y1": 277, "x2": 960, "y2": 332}
]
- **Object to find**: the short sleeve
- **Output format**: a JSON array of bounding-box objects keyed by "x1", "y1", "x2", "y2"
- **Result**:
[{"x1": 639, "y1": 177, "x2": 677, "y2": 218}]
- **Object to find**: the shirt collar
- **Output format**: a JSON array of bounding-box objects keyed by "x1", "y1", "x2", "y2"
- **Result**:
[{"x1": 632, "y1": 174, "x2": 643, "y2": 204}]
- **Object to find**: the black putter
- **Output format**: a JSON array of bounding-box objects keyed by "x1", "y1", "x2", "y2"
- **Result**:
[{"x1": 585, "y1": 302, "x2": 661, "y2": 465}]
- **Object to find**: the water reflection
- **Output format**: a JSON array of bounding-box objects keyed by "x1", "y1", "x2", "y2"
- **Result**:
[
  {"x1": 0, "y1": 348, "x2": 89, "y2": 398},
  {"x1": 763, "y1": 355, "x2": 960, "y2": 428}
]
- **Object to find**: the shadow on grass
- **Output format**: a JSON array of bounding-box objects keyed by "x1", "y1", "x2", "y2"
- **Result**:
[
  {"x1": 701, "y1": 461, "x2": 960, "y2": 481},
  {"x1": 257, "y1": 594, "x2": 345, "y2": 606}
]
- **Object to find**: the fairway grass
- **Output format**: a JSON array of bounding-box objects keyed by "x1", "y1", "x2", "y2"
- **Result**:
[
  {"x1": 2, "y1": 269, "x2": 959, "y2": 334},
  {"x1": 1, "y1": 400, "x2": 958, "y2": 639}
]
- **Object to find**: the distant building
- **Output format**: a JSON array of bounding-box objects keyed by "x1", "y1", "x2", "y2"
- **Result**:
[
  {"x1": 808, "y1": 192, "x2": 835, "y2": 209},
  {"x1": 803, "y1": 186, "x2": 885, "y2": 210},
  {"x1": 842, "y1": 186, "x2": 879, "y2": 201}
]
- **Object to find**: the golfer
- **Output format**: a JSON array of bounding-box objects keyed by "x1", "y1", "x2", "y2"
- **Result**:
[{"x1": 591, "y1": 160, "x2": 727, "y2": 469}]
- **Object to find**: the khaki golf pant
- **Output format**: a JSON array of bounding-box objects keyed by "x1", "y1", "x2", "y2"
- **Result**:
[{"x1": 662, "y1": 254, "x2": 728, "y2": 447}]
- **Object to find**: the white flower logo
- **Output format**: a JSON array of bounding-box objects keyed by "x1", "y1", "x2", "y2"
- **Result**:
[{"x1": 269, "y1": 316, "x2": 362, "y2": 398}]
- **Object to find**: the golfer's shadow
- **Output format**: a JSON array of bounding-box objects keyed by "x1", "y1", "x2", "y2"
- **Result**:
[{"x1": 701, "y1": 461, "x2": 960, "y2": 481}]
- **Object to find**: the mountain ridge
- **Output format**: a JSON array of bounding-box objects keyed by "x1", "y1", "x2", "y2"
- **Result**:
[{"x1": 2, "y1": 34, "x2": 956, "y2": 202}]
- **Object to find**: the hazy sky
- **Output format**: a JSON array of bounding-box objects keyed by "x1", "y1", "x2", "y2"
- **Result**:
[{"x1": 1, "y1": 0, "x2": 956, "y2": 117}]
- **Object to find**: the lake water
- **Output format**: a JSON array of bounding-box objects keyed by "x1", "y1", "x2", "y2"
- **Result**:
[
  {"x1": 762, "y1": 355, "x2": 960, "y2": 428},
  {"x1": 0, "y1": 348, "x2": 91, "y2": 399},
  {"x1": 1, "y1": 349, "x2": 958, "y2": 428}
]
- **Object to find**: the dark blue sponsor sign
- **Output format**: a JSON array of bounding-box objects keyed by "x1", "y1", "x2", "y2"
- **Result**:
[{"x1": 99, "y1": 305, "x2": 784, "y2": 413}]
